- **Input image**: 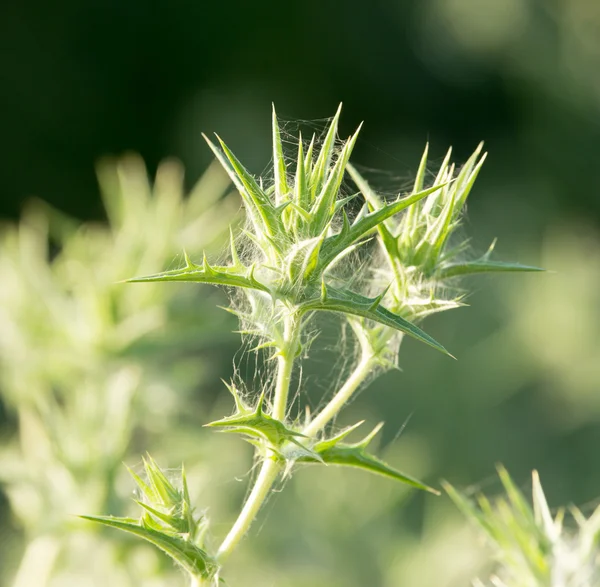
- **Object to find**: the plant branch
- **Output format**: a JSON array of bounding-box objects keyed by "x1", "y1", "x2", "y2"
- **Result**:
[
  {"x1": 216, "y1": 314, "x2": 300, "y2": 562},
  {"x1": 272, "y1": 315, "x2": 300, "y2": 421},
  {"x1": 303, "y1": 352, "x2": 376, "y2": 438},
  {"x1": 216, "y1": 457, "x2": 280, "y2": 562}
]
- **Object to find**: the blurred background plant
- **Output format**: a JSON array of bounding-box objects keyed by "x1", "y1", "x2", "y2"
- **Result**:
[
  {"x1": 445, "y1": 467, "x2": 600, "y2": 587},
  {"x1": 0, "y1": 156, "x2": 238, "y2": 586},
  {"x1": 1, "y1": 0, "x2": 600, "y2": 584}
]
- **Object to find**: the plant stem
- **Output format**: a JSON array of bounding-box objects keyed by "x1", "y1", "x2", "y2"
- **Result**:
[
  {"x1": 216, "y1": 314, "x2": 299, "y2": 562},
  {"x1": 303, "y1": 353, "x2": 375, "y2": 438},
  {"x1": 272, "y1": 317, "x2": 298, "y2": 420},
  {"x1": 216, "y1": 457, "x2": 280, "y2": 562}
]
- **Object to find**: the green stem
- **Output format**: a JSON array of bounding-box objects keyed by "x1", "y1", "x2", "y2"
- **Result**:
[
  {"x1": 216, "y1": 457, "x2": 280, "y2": 562},
  {"x1": 216, "y1": 314, "x2": 300, "y2": 562},
  {"x1": 302, "y1": 352, "x2": 376, "y2": 438}
]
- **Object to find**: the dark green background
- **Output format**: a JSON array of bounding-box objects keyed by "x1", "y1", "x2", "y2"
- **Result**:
[{"x1": 2, "y1": 0, "x2": 599, "y2": 224}]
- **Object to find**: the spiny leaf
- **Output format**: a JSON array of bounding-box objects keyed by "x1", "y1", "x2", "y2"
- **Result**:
[
  {"x1": 80, "y1": 516, "x2": 218, "y2": 579},
  {"x1": 295, "y1": 134, "x2": 310, "y2": 212},
  {"x1": 285, "y1": 232, "x2": 327, "y2": 284},
  {"x1": 298, "y1": 423, "x2": 438, "y2": 493},
  {"x1": 311, "y1": 421, "x2": 365, "y2": 452},
  {"x1": 413, "y1": 142, "x2": 429, "y2": 194},
  {"x1": 287, "y1": 201, "x2": 312, "y2": 223},
  {"x1": 414, "y1": 188, "x2": 457, "y2": 273},
  {"x1": 135, "y1": 500, "x2": 190, "y2": 534},
  {"x1": 368, "y1": 285, "x2": 391, "y2": 311},
  {"x1": 437, "y1": 259, "x2": 544, "y2": 280},
  {"x1": 333, "y1": 192, "x2": 359, "y2": 213},
  {"x1": 454, "y1": 144, "x2": 485, "y2": 213},
  {"x1": 347, "y1": 163, "x2": 385, "y2": 212},
  {"x1": 143, "y1": 455, "x2": 181, "y2": 506},
  {"x1": 419, "y1": 147, "x2": 453, "y2": 219},
  {"x1": 433, "y1": 147, "x2": 453, "y2": 191},
  {"x1": 229, "y1": 227, "x2": 243, "y2": 268},
  {"x1": 272, "y1": 105, "x2": 289, "y2": 205},
  {"x1": 222, "y1": 380, "x2": 251, "y2": 414},
  {"x1": 126, "y1": 466, "x2": 156, "y2": 504},
  {"x1": 204, "y1": 134, "x2": 280, "y2": 241},
  {"x1": 304, "y1": 134, "x2": 315, "y2": 176},
  {"x1": 310, "y1": 104, "x2": 342, "y2": 199},
  {"x1": 317, "y1": 181, "x2": 449, "y2": 273},
  {"x1": 206, "y1": 394, "x2": 307, "y2": 449},
  {"x1": 310, "y1": 125, "x2": 362, "y2": 235},
  {"x1": 403, "y1": 297, "x2": 465, "y2": 320},
  {"x1": 403, "y1": 144, "x2": 430, "y2": 239},
  {"x1": 300, "y1": 286, "x2": 452, "y2": 357},
  {"x1": 127, "y1": 262, "x2": 270, "y2": 293},
  {"x1": 497, "y1": 465, "x2": 537, "y2": 527},
  {"x1": 531, "y1": 470, "x2": 557, "y2": 540},
  {"x1": 443, "y1": 482, "x2": 497, "y2": 536}
]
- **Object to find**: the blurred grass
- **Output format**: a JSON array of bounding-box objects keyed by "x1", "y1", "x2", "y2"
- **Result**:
[{"x1": 0, "y1": 156, "x2": 238, "y2": 586}]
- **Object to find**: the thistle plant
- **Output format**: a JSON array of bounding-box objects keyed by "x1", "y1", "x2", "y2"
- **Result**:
[
  {"x1": 84, "y1": 105, "x2": 541, "y2": 586},
  {"x1": 445, "y1": 467, "x2": 600, "y2": 587}
]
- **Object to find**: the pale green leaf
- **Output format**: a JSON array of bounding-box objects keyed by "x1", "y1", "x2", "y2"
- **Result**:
[
  {"x1": 414, "y1": 188, "x2": 456, "y2": 273},
  {"x1": 204, "y1": 134, "x2": 280, "y2": 241},
  {"x1": 135, "y1": 501, "x2": 190, "y2": 534},
  {"x1": 443, "y1": 482, "x2": 497, "y2": 537},
  {"x1": 317, "y1": 181, "x2": 448, "y2": 273},
  {"x1": 300, "y1": 286, "x2": 452, "y2": 356},
  {"x1": 310, "y1": 125, "x2": 361, "y2": 235},
  {"x1": 310, "y1": 104, "x2": 342, "y2": 199},
  {"x1": 298, "y1": 423, "x2": 438, "y2": 493},
  {"x1": 346, "y1": 163, "x2": 385, "y2": 212},
  {"x1": 80, "y1": 516, "x2": 217, "y2": 579},
  {"x1": 272, "y1": 105, "x2": 289, "y2": 205},
  {"x1": 404, "y1": 143, "x2": 430, "y2": 237},
  {"x1": 127, "y1": 262, "x2": 270, "y2": 293},
  {"x1": 143, "y1": 454, "x2": 180, "y2": 506},
  {"x1": 206, "y1": 393, "x2": 307, "y2": 449},
  {"x1": 295, "y1": 134, "x2": 309, "y2": 211},
  {"x1": 437, "y1": 260, "x2": 544, "y2": 280},
  {"x1": 304, "y1": 134, "x2": 315, "y2": 177},
  {"x1": 413, "y1": 142, "x2": 429, "y2": 194},
  {"x1": 454, "y1": 145, "x2": 485, "y2": 213}
]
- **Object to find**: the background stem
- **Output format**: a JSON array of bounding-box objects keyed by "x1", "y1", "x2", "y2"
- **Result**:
[{"x1": 12, "y1": 535, "x2": 61, "y2": 587}]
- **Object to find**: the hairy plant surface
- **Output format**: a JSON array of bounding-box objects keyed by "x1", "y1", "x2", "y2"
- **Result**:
[{"x1": 83, "y1": 106, "x2": 542, "y2": 586}]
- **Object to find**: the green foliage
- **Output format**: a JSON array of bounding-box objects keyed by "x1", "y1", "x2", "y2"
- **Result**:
[
  {"x1": 445, "y1": 467, "x2": 600, "y2": 586},
  {"x1": 129, "y1": 107, "x2": 450, "y2": 355},
  {"x1": 82, "y1": 457, "x2": 219, "y2": 583},
  {"x1": 206, "y1": 385, "x2": 312, "y2": 455},
  {"x1": 84, "y1": 106, "x2": 542, "y2": 585},
  {"x1": 296, "y1": 421, "x2": 439, "y2": 494},
  {"x1": 346, "y1": 145, "x2": 541, "y2": 365},
  {"x1": 0, "y1": 155, "x2": 234, "y2": 586}
]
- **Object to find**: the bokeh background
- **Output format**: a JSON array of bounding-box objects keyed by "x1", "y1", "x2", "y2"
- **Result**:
[{"x1": 1, "y1": 0, "x2": 600, "y2": 585}]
